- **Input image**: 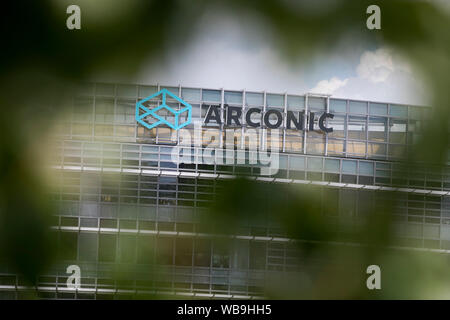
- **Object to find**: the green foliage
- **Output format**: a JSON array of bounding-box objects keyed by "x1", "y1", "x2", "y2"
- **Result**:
[{"x1": 1, "y1": 0, "x2": 449, "y2": 298}]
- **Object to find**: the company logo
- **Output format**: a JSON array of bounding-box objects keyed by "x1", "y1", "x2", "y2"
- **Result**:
[
  {"x1": 136, "y1": 89, "x2": 192, "y2": 130},
  {"x1": 205, "y1": 105, "x2": 334, "y2": 133}
]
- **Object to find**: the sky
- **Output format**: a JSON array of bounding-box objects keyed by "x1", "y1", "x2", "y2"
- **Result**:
[{"x1": 130, "y1": 8, "x2": 429, "y2": 106}]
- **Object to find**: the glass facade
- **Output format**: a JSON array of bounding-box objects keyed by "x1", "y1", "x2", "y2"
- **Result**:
[
  {"x1": 0, "y1": 82, "x2": 448, "y2": 300},
  {"x1": 52, "y1": 83, "x2": 424, "y2": 160}
]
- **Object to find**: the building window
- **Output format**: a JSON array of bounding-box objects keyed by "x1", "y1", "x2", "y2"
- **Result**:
[
  {"x1": 119, "y1": 235, "x2": 136, "y2": 263},
  {"x1": 157, "y1": 237, "x2": 174, "y2": 265},
  {"x1": 390, "y1": 104, "x2": 408, "y2": 118},
  {"x1": 175, "y1": 238, "x2": 193, "y2": 266},
  {"x1": 349, "y1": 101, "x2": 367, "y2": 114},
  {"x1": 78, "y1": 233, "x2": 97, "y2": 262},
  {"x1": 368, "y1": 117, "x2": 387, "y2": 142},
  {"x1": 117, "y1": 85, "x2": 136, "y2": 98},
  {"x1": 249, "y1": 242, "x2": 266, "y2": 270},
  {"x1": 368, "y1": 143, "x2": 387, "y2": 157},
  {"x1": 95, "y1": 98, "x2": 114, "y2": 123},
  {"x1": 202, "y1": 89, "x2": 221, "y2": 103},
  {"x1": 115, "y1": 99, "x2": 135, "y2": 124},
  {"x1": 182, "y1": 88, "x2": 201, "y2": 101},
  {"x1": 233, "y1": 240, "x2": 249, "y2": 269},
  {"x1": 327, "y1": 139, "x2": 345, "y2": 155},
  {"x1": 347, "y1": 141, "x2": 366, "y2": 157},
  {"x1": 224, "y1": 91, "x2": 243, "y2": 105},
  {"x1": 306, "y1": 136, "x2": 325, "y2": 155},
  {"x1": 59, "y1": 232, "x2": 78, "y2": 261},
  {"x1": 137, "y1": 236, "x2": 155, "y2": 264},
  {"x1": 246, "y1": 92, "x2": 263, "y2": 106},
  {"x1": 308, "y1": 97, "x2": 326, "y2": 111},
  {"x1": 194, "y1": 239, "x2": 211, "y2": 267},
  {"x1": 328, "y1": 115, "x2": 346, "y2": 139},
  {"x1": 369, "y1": 103, "x2": 388, "y2": 116},
  {"x1": 285, "y1": 130, "x2": 303, "y2": 153},
  {"x1": 266, "y1": 94, "x2": 284, "y2": 107},
  {"x1": 329, "y1": 99, "x2": 346, "y2": 113},
  {"x1": 212, "y1": 240, "x2": 230, "y2": 268},
  {"x1": 389, "y1": 118, "x2": 407, "y2": 144},
  {"x1": 287, "y1": 95, "x2": 305, "y2": 111},
  {"x1": 98, "y1": 234, "x2": 117, "y2": 262},
  {"x1": 348, "y1": 116, "x2": 367, "y2": 140}
]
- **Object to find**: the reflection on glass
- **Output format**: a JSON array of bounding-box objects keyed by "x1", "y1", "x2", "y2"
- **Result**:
[
  {"x1": 242, "y1": 129, "x2": 259, "y2": 150},
  {"x1": 139, "y1": 85, "x2": 157, "y2": 98},
  {"x1": 115, "y1": 100, "x2": 135, "y2": 124},
  {"x1": 328, "y1": 115, "x2": 345, "y2": 138},
  {"x1": 389, "y1": 144, "x2": 407, "y2": 158},
  {"x1": 246, "y1": 92, "x2": 263, "y2": 106},
  {"x1": 287, "y1": 95, "x2": 305, "y2": 111},
  {"x1": 224, "y1": 129, "x2": 241, "y2": 149},
  {"x1": 95, "y1": 124, "x2": 113, "y2": 137},
  {"x1": 202, "y1": 129, "x2": 220, "y2": 147},
  {"x1": 232, "y1": 240, "x2": 249, "y2": 269},
  {"x1": 369, "y1": 103, "x2": 387, "y2": 116},
  {"x1": 182, "y1": 88, "x2": 201, "y2": 101},
  {"x1": 73, "y1": 97, "x2": 93, "y2": 122},
  {"x1": 114, "y1": 126, "x2": 135, "y2": 142},
  {"x1": 266, "y1": 94, "x2": 284, "y2": 107},
  {"x1": 347, "y1": 141, "x2": 366, "y2": 156},
  {"x1": 289, "y1": 155, "x2": 305, "y2": 171},
  {"x1": 137, "y1": 127, "x2": 157, "y2": 142},
  {"x1": 368, "y1": 143, "x2": 386, "y2": 157},
  {"x1": 224, "y1": 91, "x2": 243, "y2": 104},
  {"x1": 161, "y1": 86, "x2": 178, "y2": 96},
  {"x1": 324, "y1": 159, "x2": 340, "y2": 173},
  {"x1": 349, "y1": 101, "x2": 367, "y2": 114},
  {"x1": 348, "y1": 116, "x2": 366, "y2": 140},
  {"x1": 95, "y1": 98, "x2": 114, "y2": 123},
  {"x1": 306, "y1": 137, "x2": 325, "y2": 154},
  {"x1": 187, "y1": 103, "x2": 199, "y2": 119},
  {"x1": 266, "y1": 129, "x2": 282, "y2": 151},
  {"x1": 117, "y1": 85, "x2": 137, "y2": 98},
  {"x1": 307, "y1": 157, "x2": 323, "y2": 171},
  {"x1": 407, "y1": 119, "x2": 422, "y2": 145},
  {"x1": 202, "y1": 89, "x2": 221, "y2": 102},
  {"x1": 390, "y1": 104, "x2": 408, "y2": 118},
  {"x1": 368, "y1": 117, "x2": 387, "y2": 142},
  {"x1": 327, "y1": 139, "x2": 345, "y2": 155},
  {"x1": 308, "y1": 97, "x2": 326, "y2": 111},
  {"x1": 285, "y1": 130, "x2": 303, "y2": 152},
  {"x1": 389, "y1": 119, "x2": 407, "y2": 144},
  {"x1": 342, "y1": 160, "x2": 357, "y2": 174},
  {"x1": 329, "y1": 99, "x2": 346, "y2": 113},
  {"x1": 157, "y1": 128, "x2": 175, "y2": 144},
  {"x1": 359, "y1": 161, "x2": 374, "y2": 176}
]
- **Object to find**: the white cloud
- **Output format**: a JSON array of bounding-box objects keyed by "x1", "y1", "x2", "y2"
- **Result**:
[
  {"x1": 134, "y1": 12, "x2": 309, "y2": 93},
  {"x1": 310, "y1": 48, "x2": 429, "y2": 105},
  {"x1": 310, "y1": 77, "x2": 348, "y2": 95},
  {"x1": 118, "y1": 10, "x2": 428, "y2": 106},
  {"x1": 356, "y1": 49, "x2": 394, "y2": 83}
]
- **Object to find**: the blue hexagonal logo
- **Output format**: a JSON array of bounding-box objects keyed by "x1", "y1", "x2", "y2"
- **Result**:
[{"x1": 136, "y1": 89, "x2": 192, "y2": 130}]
